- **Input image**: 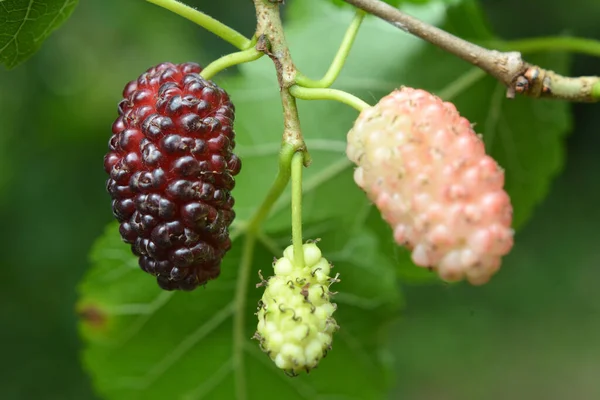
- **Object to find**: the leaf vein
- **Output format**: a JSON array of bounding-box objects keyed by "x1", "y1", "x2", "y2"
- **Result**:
[
  {"x1": 35, "y1": 0, "x2": 76, "y2": 42},
  {"x1": 244, "y1": 341, "x2": 316, "y2": 400},
  {"x1": 182, "y1": 358, "x2": 234, "y2": 400},
  {"x1": 0, "y1": 0, "x2": 34, "y2": 62},
  {"x1": 112, "y1": 301, "x2": 234, "y2": 390}
]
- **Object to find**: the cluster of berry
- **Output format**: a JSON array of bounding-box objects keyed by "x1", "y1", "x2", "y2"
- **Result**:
[{"x1": 103, "y1": 62, "x2": 514, "y2": 375}]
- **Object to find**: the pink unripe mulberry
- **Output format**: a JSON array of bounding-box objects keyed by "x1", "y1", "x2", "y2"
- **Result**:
[{"x1": 347, "y1": 87, "x2": 514, "y2": 285}]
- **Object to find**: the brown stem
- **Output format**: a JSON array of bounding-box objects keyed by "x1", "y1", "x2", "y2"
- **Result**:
[
  {"x1": 253, "y1": 0, "x2": 309, "y2": 159},
  {"x1": 343, "y1": 0, "x2": 600, "y2": 102}
]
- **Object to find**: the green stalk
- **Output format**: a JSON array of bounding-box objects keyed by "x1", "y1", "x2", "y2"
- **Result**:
[
  {"x1": 290, "y1": 152, "x2": 305, "y2": 269},
  {"x1": 200, "y1": 47, "x2": 263, "y2": 80},
  {"x1": 295, "y1": 10, "x2": 366, "y2": 88},
  {"x1": 146, "y1": 0, "x2": 253, "y2": 50},
  {"x1": 289, "y1": 85, "x2": 371, "y2": 112},
  {"x1": 247, "y1": 143, "x2": 297, "y2": 232}
]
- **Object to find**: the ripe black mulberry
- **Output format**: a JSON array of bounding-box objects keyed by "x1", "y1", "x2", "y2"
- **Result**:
[{"x1": 104, "y1": 62, "x2": 241, "y2": 291}]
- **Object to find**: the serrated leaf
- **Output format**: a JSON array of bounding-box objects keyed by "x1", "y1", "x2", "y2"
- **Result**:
[
  {"x1": 0, "y1": 0, "x2": 78, "y2": 69},
  {"x1": 79, "y1": 220, "x2": 400, "y2": 400}
]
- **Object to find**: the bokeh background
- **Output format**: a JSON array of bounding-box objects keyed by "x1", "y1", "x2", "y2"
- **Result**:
[{"x1": 1, "y1": 0, "x2": 599, "y2": 399}]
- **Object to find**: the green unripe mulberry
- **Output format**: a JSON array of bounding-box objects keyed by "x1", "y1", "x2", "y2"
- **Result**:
[{"x1": 254, "y1": 242, "x2": 339, "y2": 375}]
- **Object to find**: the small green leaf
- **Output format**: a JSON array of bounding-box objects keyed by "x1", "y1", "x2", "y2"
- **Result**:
[
  {"x1": 79, "y1": 222, "x2": 401, "y2": 399},
  {"x1": 0, "y1": 0, "x2": 78, "y2": 69}
]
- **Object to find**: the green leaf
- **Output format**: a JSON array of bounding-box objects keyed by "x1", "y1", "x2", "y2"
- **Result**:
[
  {"x1": 0, "y1": 0, "x2": 78, "y2": 69},
  {"x1": 79, "y1": 221, "x2": 401, "y2": 400}
]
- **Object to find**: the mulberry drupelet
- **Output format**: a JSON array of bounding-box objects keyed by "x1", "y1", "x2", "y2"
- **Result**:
[{"x1": 104, "y1": 62, "x2": 241, "y2": 291}]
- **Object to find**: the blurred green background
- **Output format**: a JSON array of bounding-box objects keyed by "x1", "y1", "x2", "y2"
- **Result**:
[{"x1": 1, "y1": 0, "x2": 599, "y2": 399}]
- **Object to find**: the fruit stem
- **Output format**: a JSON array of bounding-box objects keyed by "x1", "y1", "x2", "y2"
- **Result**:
[
  {"x1": 290, "y1": 152, "x2": 305, "y2": 269},
  {"x1": 146, "y1": 0, "x2": 253, "y2": 50},
  {"x1": 247, "y1": 143, "x2": 297, "y2": 232},
  {"x1": 232, "y1": 142, "x2": 298, "y2": 400},
  {"x1": 289, "y1": 85, "x2": 371, "y2": 112},
  {"x1": 295, "y1": 10, "x2": 366, "y2": 88},
  {"x1": 200, "y1": 47, "x2": 264, "y2": 81}
]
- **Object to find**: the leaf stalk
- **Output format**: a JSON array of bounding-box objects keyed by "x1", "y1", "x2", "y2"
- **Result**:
[{"x1": 146, "y1": 0, "x2": 253, "y2": 50}]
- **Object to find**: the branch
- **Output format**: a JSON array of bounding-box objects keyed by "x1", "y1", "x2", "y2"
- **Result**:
[
  {"x1": 253, "y1": 0, "x2": 309, "y2": 163},
  {"x1": 343, "y1": 0, "x2": 600, "y2": 102}
]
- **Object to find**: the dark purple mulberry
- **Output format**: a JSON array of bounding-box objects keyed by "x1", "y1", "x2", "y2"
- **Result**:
[{"x1": 104, "y1": 62, "x2": 241, "y2": 291}]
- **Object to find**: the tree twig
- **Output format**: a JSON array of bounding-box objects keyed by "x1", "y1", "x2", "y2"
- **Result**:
[
  {"x1": 253, "y1": 0, "x2": 309, "y2": 162},
  {"x1": 343, "y1": 0, "x2": 600, "y2": 102}
]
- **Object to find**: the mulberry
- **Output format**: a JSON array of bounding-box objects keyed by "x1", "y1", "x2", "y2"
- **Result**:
[
  {"x1": 254, "y1": 243, "x2": 339, "y2": 375},
  {"x1": 347, "y1": 87, "x2": 513, "y2": 285},
  {"x1": 104, "y1": 62, "x2": 241, "y2": 290}
]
